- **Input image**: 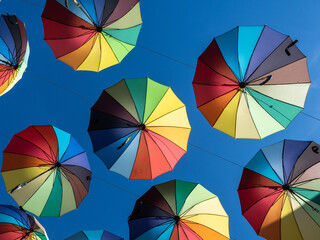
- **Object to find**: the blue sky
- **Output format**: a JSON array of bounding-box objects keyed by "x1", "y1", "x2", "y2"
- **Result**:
[{"x1": 1, "y1": 0, "x2": 320, "y2": 239}]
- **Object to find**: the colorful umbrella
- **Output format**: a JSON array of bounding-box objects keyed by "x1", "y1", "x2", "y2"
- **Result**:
[
  {"x1": 238, "y1": 139, "x2": 320, "y2": 239},
  {"x1": 41, "y1": 0, "x2": 142, "y2": 71},
  {"x1": 129, "y1": 179, "x2": 230, "y2": 240},
  {"x1": 1, "y1": 125, "x2": 92, "y2": 217},
  {"x1": 88, "y1": 77, "x2": 191, "y2": 180},
  {"x1": 0, "y1": 204, "x2": 48, "y2": 240},
  {"x1": 0, "y1": 14, "x2": 29, "y2": 96},
  {"x1": 65, "y1": 230, "x2": 123, "y2": 240},
  {"x1": 193, "y1": 25, "x2": 311, "y2": 139}
]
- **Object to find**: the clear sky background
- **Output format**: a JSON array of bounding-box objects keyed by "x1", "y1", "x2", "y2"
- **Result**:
[{"x1": 1, "y1": 0, "x2": 320, "y2": 239}]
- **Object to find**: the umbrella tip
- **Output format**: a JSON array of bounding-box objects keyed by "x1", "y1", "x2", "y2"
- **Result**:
[
  {"x1": 96, "y1": 26, "x2": 102, "y2": 32},
  {"x1": 238, "y1": 82, "x2": 246, "y2": 88},
  {"x1": 282, "y1": 184, "x2": 291, "y2": 191},
  {"x1": 55, "y1": 162, "x2": 61, "y2": 168},
  {"x1": 139, "y1": 124, "x2": 146, "y2": 130},
  {"x1": 173, "y1": 215, "x2": 180, "y2": 222}
]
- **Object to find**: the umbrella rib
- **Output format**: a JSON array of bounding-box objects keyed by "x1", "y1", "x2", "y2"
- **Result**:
[
  {"x1": 10, "y1": 135, "x2": 55, "y2": 163},
  {"x1": 291, "y1": 192, "x2": 320, "y2": 221},
  {"x1": 90, "y1": 106, "x2": 139, "y2": 127},
  {"x1": 74, "y1": 34, "x2": 98, "y2": 70},
  {"x1": 104, "y1": 22, "x2": 142, "y2": 31},
  {"x1": 247, "y1": 56, "x2": 306, "y2": 84},
  {"x1": 242, "y1": 25, "x2": 265, "y2": 82},
  {"x1": 124, "y1": 79, "x2": 142, "y2": 124},
  {"x1": 0, "y1": 35, "x2": 15, "y2": 63},
  {"x1": 141, "y1": 75, "x2": 149, "y2": 123},
  {"x1": 246, "y1": 85, "x2": 304, "y2": 108},
  {"x1": 60, "y1": 151, "x2": 86, "y2": 164},
  {"x1": 286, "y1": 192, "x2": 305, "y2": 238},
  {"x1": 245, "y1": 88, "x2": 292, "y2": 128},
  {"x1": 260, "y1": 150, "x2": 284, "y2": 185},
  {"x1": 179, "y1": 196, "x2": 216, "y2": 218},
  {"x1": 97, "y1": 34, "x2": 102, "y2": 71},
  {"x1": 292, "y1": 177, "x2": 320, "y2": 188},
  {"x1": 241, "y1": 90, "x2": 261, "y2": 139},
  {"x1": 14, "y1": 169, "x2": 55, "y2": 213},
  {"x1": 179, "y1": 220, "x2": 205, "y2": 240},
  {"x1": 196, "y1": 88, "x2": 238, "y2": 109},
  {"x1": 146, "y1": 129, "x2": 182, "y2": 163},
  {"x1": 32, "y1": 126, "x2": 58, "y2": 162},
  {"x1": 182, "y1": 212, "x2": 228, "y2": 220},
  {"x1": 244, "y1": 36, "x2": 288, "y2": 82},
  {"x1": 42, "y1": 15, "x2": 94, "y2": 31},
  {"x1": 241, "y1": 190, "x2": 282, "y2": 215},
  {"x1": 38, "y1": 170, "x2": 58, "y2": 217},
  {"x1": 197, "y1": 58, "x2": 239, "y2": 84},
  {"x1": 72, "y1": 0, "x2": 97, "y2": 27},
  {"x1": 233, "y1": 90, "x2": 242, "y2": 138},
  {"x1": 58, "y1": 139, "x2": 82, "y2": 163},
  {"x1": 147, "y1": 124, "x2": 191, "y2": 131},
  {"x1": 62, "y1": 165, "x2": 91, "y2": 192},
  {"x1": 108, "y1": 131, "x2": 140, "y2": 170},
  {"x1": 142, "y1": 131, "x2": 154, "y2": 179},
  {"x1": 145, "y1": 106, "x2": 187, "y2": 127},
  {"x1": 143, "y1": 88, "x2": 169, "y2": 124},
  {"x1": 10, "y1": 166, "x2": 56, "y2": 194},
  {"x1": 154, "y1": 221, "x2": 175, "y2": 240},
  {"x1": 144, "y1": 130, "x2": 175, "y2": 171},
  {"x1": 287, "y1": 142, "x2": 313, "y2": 183},
  {"x1": 117, "y1": 126, "x2": 142, "y2": 150},
  {"x1": 44, "y1": 29, "x2": 95, "y2": 41},
  {"x1": 144, "y1": 131, "x2": 153, "y2": 179},
  {"x1": 247, "y1": 75, "x2": 272, "y2": 85},
  {"x1": 90, "y1": 128, "x2": 138, "y2": 153},
  {"x1": 102, "y1": 1, "x2": 138, "y2": 27}
]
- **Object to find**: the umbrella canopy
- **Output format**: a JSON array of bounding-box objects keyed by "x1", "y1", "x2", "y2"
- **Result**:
[
  {"x1": 193, "y1": 25, "x2": 311, "y2": 139},
  {"x1": 238, "y1": 139, "x2": 320, "y2": 240},
  {"x1": 0, "y1": 204, "x2": 48, "y2": 240},
  {"x1": 88, "y1": 77, "x2": 191, "y2": 180},
  {"x1": 0, "y1": 14, "x2": 29, "y2": 96},
  {"x1": 128, "y1": 179, "x2": 230, "y2": 240},
  {"x1": 41, "y1": 0, "x2": 142, "y2": 72},
  {"x1": 1, "y1": 125, "x2": 92, "y2": 217},
  {"x1": 65, "y1": 230, "x2": 123, "y2": 240}
]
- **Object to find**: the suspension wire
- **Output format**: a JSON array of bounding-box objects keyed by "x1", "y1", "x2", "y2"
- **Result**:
[
  {"x1": 91, "y1": 176, "x2": 140, "y2": 197},
  {"x1": 188, "y1": 143, "x2": 245, "y2": 169},
  {"x1": 136, "y1": 44, "x2": 196, "y2": 69},
  {"x1": 20, "y1": 0, "x2": 44, "y2": 8},
  {"x1": 300, "y1": 112, "x2": 320, "y2": 122},
  {"x1": 25, "y1": 71, "x2": 95, "y2": 103}
]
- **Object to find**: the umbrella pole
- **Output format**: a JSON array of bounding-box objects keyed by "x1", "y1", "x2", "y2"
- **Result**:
[
  {"x1": 117, "y1": 125, "x2": 145, "y2": 150},
  {"x1": 10, "y1": 165, "x2": 56, "y2": 194},
  {"x1": 247, "y1": 75, "x2": 272, "y2": 85},
  {"x1": 65, "y1": 0, "x2": 97, "y2": 28}
]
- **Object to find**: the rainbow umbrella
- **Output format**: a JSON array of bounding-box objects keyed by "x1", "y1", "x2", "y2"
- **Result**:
[
  {"x1": 129, "y1": 179, "x2": 230, "y2": 240},
  {"x1": 65, "y1": 230, "x2": 123, "y2": 240},
  {"x1": 238, "y1": 139, "x2": 320, "y2": 239},
  {"x1": 1, "y1": 125, "x2": 92, "y2": 217},
  {"x1": 41, "y1": 0, "x2": 142, "y2": 71},
  {"x1": 0, "y1": 205, "x2": 48, "y2": 240},
  {"x1": 88, "y1": 77, "x2": 191, "y2": 180},
  {"x1": 193, "y1": 26, "x2": 311, "y2": 139},
  {"x1": 0, "y1": 14, "x2": 29, "y2": 96}
]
